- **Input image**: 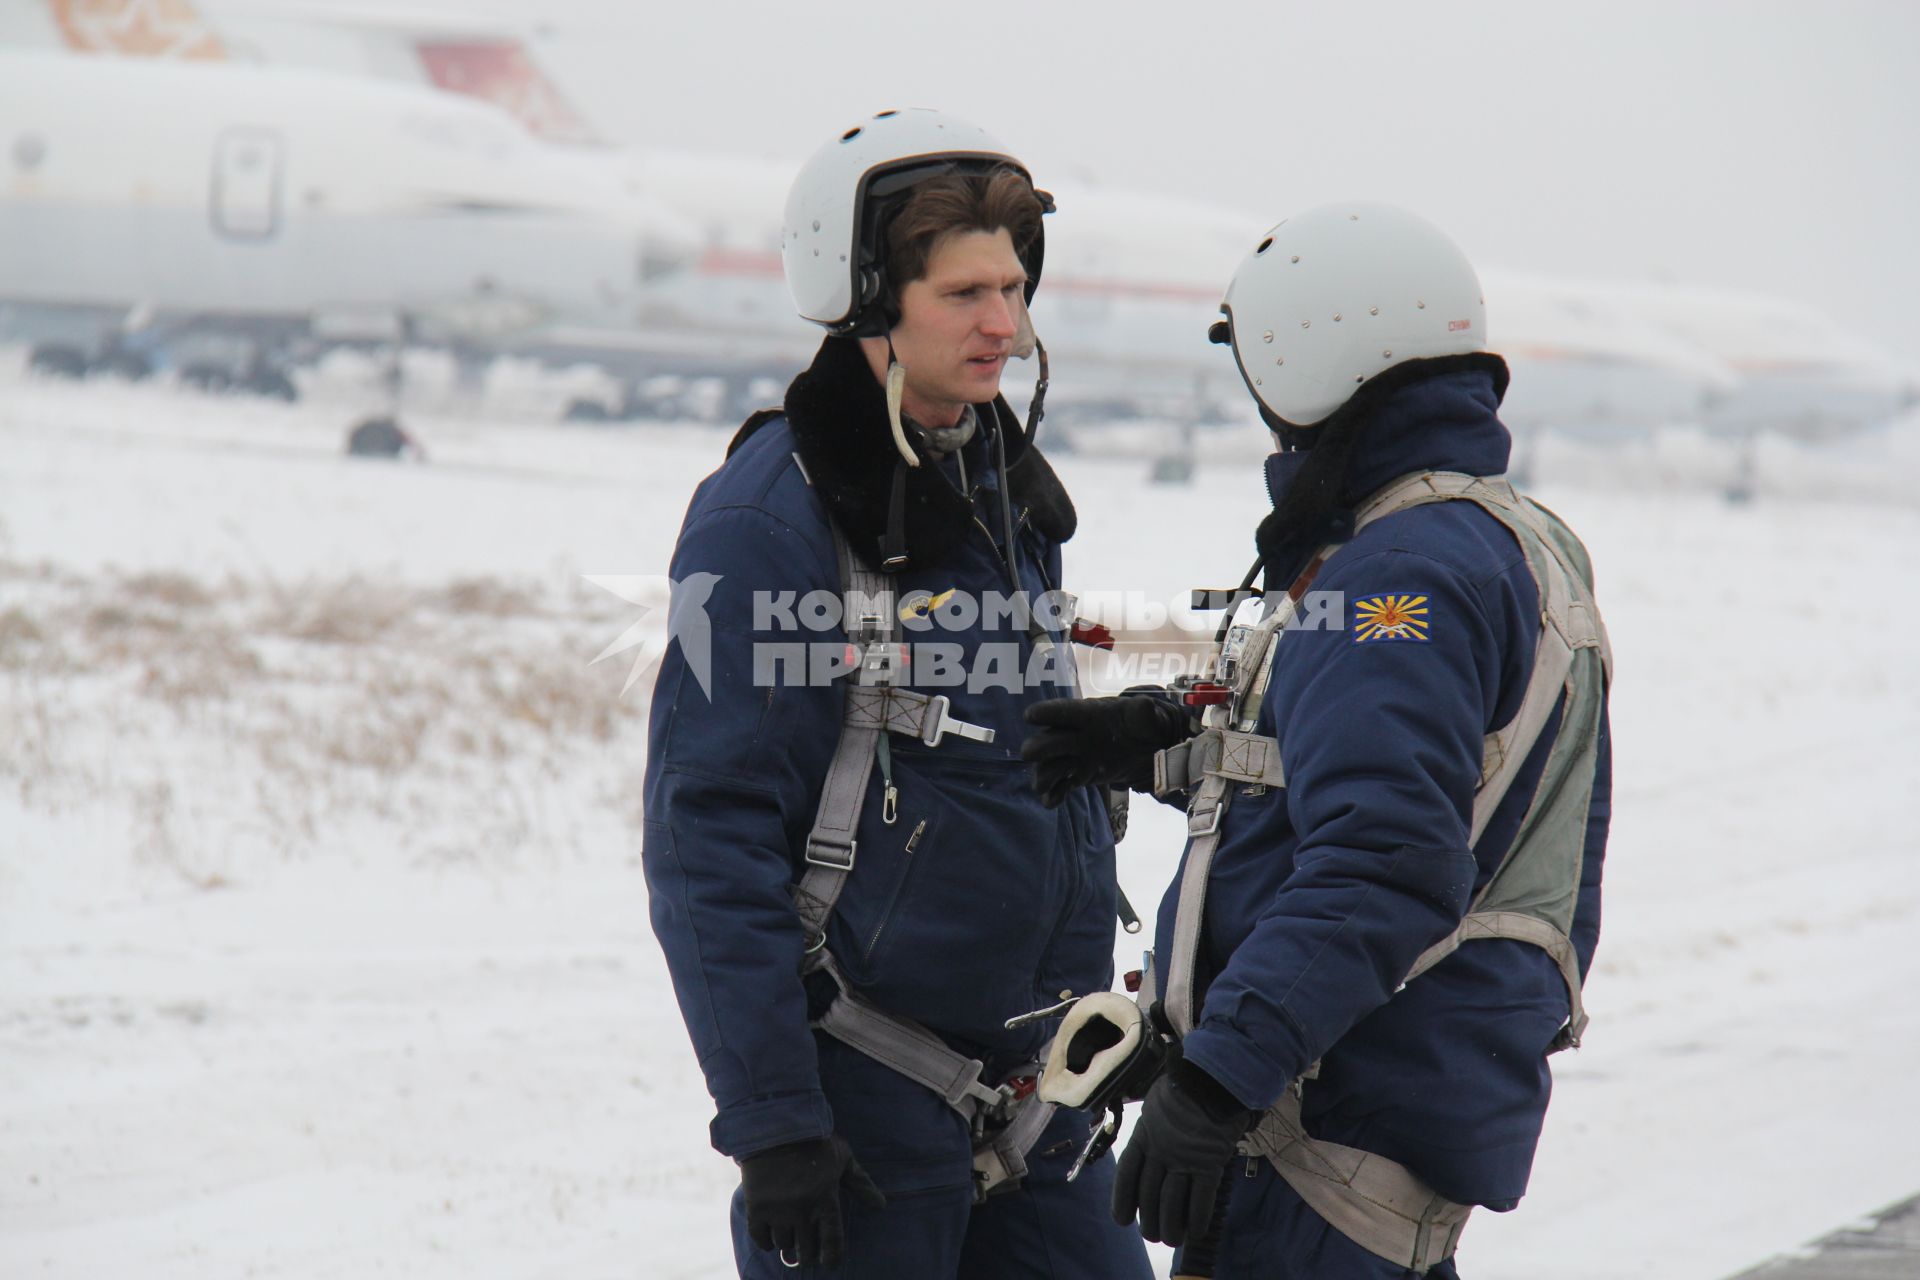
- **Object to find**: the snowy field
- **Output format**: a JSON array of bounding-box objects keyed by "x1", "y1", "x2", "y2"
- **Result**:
[{"x1": 4, "y1": 368, "x2": 1919, "y2": 1280}]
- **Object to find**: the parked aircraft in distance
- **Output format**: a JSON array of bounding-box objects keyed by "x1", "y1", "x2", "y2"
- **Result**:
[{"x1": 2, "y1": 1, "x2": 1912, "y2": 441}]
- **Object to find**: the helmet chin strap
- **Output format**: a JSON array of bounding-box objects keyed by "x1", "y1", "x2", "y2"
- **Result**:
[
  {"x1": 876, "y1": 333, "x2": 914, "y2": 571},
  {"x1": 876, "y1": 306, "x2": 1045, "y2": 583},
  {"x1": 883, "y1": 334, "x2": 921, "y2": 469}
]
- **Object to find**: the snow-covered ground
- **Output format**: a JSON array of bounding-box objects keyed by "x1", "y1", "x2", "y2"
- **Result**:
[{"x1": 3, "y1": 370, "x2": 1918, "y2": 1280}]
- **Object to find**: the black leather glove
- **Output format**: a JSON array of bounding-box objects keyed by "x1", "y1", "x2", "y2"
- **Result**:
[
  {"x1": 1111, "y1": 1057, "x2": 1255, "y2": 1247},
  {"x1": 740, "y1": 1135, "x2": 886, "y2": 1268},
  {"x1": 1021, "y1": 691, "x2": 1193, "y2": 808}
]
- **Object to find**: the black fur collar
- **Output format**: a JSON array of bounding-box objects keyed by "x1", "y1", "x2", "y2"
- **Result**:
[{"x1": 730, "y1": 336, "x2": 1076, "y2": 572}]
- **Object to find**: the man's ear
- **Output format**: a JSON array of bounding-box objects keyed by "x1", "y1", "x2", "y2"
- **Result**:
[
  {"x1": 858, "y1": 334, "x2": 893, "y2": 387},
  {"x1": 1011, "y1": 293, "x2": 1038, "y2": 360}
]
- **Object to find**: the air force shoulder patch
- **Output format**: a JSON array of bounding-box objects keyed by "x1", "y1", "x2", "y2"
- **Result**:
[{"x1": 1352, "y1": 593, "x2": 1431, "y2": 644}]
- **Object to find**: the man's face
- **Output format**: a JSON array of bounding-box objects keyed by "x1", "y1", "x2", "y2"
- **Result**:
[{"x1": 887, "y1": 227, "x2": 1027, "y2": 426}]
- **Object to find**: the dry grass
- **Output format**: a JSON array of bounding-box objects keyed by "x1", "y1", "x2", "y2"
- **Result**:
[
  {"x1": 431, "y1": 577, "x2": 544, "y2": 619},
  {"x1": 122, "y1": 571, "x2": 216, "y2": 611},
  {"x1": 262, "y1": 576, "x2": 413, "y2": 645},
  {"x1": 138, "y1": 625, "x2": 265, "y2": 703},
  {"x1": 0, "y1": 606, "x2": 44, "y2": 668},
  {"x1": 0, "y1": 561, "x2": 651, "y2": 886}
]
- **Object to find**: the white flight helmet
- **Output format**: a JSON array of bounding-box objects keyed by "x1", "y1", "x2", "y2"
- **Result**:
[
  {"x1": 1214, "y1": 202, "x2": 1488, "y2": 427},
  {"x1": 782, "y1": 108, "x2": 1046, "y2": 335}
]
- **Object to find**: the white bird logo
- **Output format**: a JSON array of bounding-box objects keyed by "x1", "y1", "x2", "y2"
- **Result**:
[{"x1": 584, "y1": 572, "x2": 723, "y2": 699}]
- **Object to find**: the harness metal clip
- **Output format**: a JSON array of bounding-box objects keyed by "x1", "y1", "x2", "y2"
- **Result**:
[
  {"x1": 1065, "y1": 1104, "x2": 1122, "y2": 1184},
  {"x1": 1004, "y1": 994, "x2": 1081, "y2": 1031},
  {"x1": 919, "y1": 694, "x2": 996, "y2": 748}
]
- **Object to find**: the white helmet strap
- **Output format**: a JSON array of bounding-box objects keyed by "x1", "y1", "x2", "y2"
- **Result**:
[{"x1": 882, "y1": 336, "x2": 920, "y2": 469}]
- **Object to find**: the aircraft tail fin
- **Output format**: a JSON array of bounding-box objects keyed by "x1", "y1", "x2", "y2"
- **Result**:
[
  {"x1": 48, "y1": 0, "x2": 227, "y2": 60},
  {"x1": 409, "y1": 38, "x2": 600, "y2": 144}
]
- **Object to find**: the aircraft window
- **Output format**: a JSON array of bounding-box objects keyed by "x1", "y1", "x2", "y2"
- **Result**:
[
  {"x1": 13, "y1": 133, "x2": 46, "y2": 171},
  {"x1": 211, "y1": 129, "x2": 283, "y2": 240}
]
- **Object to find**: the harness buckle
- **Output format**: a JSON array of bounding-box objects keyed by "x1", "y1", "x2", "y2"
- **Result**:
[
  {"x1": 804, "y1": 836, "x2": 856, "y2": 871},
  {"x1": 859, "y1": 640, "x2": 906, "y2": 687},
  {"x1": 1188, "y1": 797, "x2": 1223, "y2": 836}
]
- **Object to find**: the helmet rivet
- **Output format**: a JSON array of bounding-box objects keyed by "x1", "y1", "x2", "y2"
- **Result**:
[
  {"x1": 1333, "y1": 313, "x2": 1342, "y2": 322},
  {"x1": 1382, "y1": 349, "x2": 1393, "y2": 358},
  {"x1": 812, "y1": 220, "x2": 821, "y2": 232},
  {"x1": 1262, "y1": 330, "x2": 1273, "y2": 344},
  {"x1": 1301, "y1": 320, "x2": 1310, "y2": 329},
  {"x1": 1369, "y1": 307, "x2": 1379, "y2": 316},
  {"x1": 1254, "y1": 378, "x2": 1264, "y2": 386},
  {"x1": 1290, "y1": 255, "x2": 1300, "y2": 264},
  {"x1": 1355, "y1": 374, "x2": 1364, "y2": 383},
  {"x1": 1275, "y1": 357, "x2": 1284, "y2": 366},
  {"x1": 1417, "y1": 300, "x2": 1426, "y2": 309}
]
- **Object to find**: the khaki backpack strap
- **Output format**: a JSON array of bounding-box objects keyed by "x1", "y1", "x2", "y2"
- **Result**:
[
  {"x1": 1244, "y1": 1089, "x2": 1472, "y2": 1271},
  {"x1": 1350, "y1": 469, "x2": 1483, "y2": 533},
  {"x1": 1354, "y1": 473, "x2": 1608, "y2": 1048},
  {"x1": 1162, "y1": 563, "x2": 1329, "y2": 1037},
  {"x1": 1154, "y1": 727, "x2": 1289, "y2": 796},
  {"x1": 1402, "y1": 909, "x2": 1589, "y2": 1050},
  {"x1": 1471, "y1": 630, "x2": 1576, "y2": 846},
  {"x1": 1163, "y1": 771, "x2": 1233, "y2": 1037},
  {"x1": 1158, "y1": 725, "x2": 1291, "y2": 1034}
]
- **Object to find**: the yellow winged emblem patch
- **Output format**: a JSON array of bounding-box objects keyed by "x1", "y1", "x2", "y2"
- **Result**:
[{"x1": 1352, "y1": 593, "x2": 1431, "y2": 644}]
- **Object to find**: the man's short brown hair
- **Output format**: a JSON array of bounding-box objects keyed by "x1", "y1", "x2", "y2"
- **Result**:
[{"x1": 882, "y1": 166, "x2": 1044, "y2": 301}]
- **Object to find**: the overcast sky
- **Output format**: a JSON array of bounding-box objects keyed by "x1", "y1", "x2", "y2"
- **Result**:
[{"x1": 362, "y1": 2, "x2": 1920, "y2": 360}]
